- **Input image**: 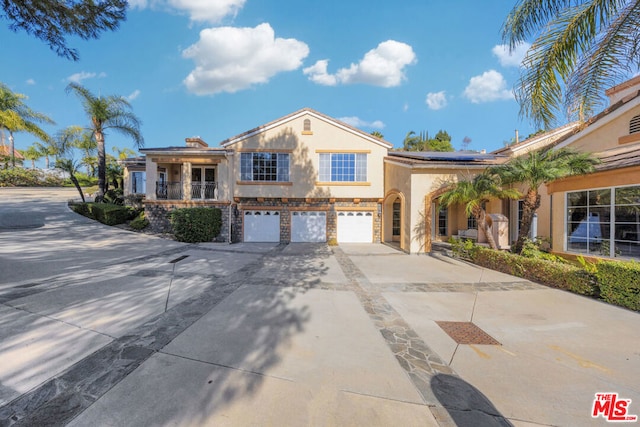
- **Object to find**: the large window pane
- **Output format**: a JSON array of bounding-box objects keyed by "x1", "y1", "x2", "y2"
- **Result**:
[
  {"x1": 568, "y1": 191, "x2": 587, "y2": 207},
  {"x1": 567, "y1": 185, "x2": 640, "y2": 259},
  {"x1": 320, "y1": 153, "x2": 367, "y2": 182}
]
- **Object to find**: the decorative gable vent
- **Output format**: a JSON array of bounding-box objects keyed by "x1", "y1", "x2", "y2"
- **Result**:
[
  {"x1": 630, "y1": 115, "x2": 640, "y2": 134},
  {"x1": 302, "y1": 118, "x2": 313, "y2": 135}
]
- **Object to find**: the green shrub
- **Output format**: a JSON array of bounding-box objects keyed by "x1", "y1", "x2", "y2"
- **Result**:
[
  {"x1": 130, "y1": 211, "x2": 149, "y2": 230},
  {"x1": 470, "y1": 246, "x2": 598, "y2": 296},
  {"x1": 169, "y1": 207, "x2": 222, "y2": 243},
  {"x1": 0, "y1": 168, "x2": 63, "y2": 187},
  {"x1": 449, "y1": 238, "x2": 478, "y2": 260},
  {"x1": 70, "y1": 202, "x2": 135, "y2": 226},
  {"x1": 596, "y1": 260, "x2": 640, "y2": 311}
]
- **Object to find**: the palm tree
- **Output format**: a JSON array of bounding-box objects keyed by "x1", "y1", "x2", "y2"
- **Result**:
[
  {"x1": 370, "y1": 131, "x2": 384, "y2": 139},
  {"x1": 34, "y1": 139, "x2": 59, "y2": 169},
  {"x1": 53, "y1": 126, "x2": 90, "y2": 202},
  {"x1": 66, "y1": 83, "x2": 143, "y2": 197},
  {"x1": 491, "y1": 149, "x2": 600, "y2": 254},
  {"x1": 0, "y1": 83, "x2": 54, "y2": 167},
  {"x1": 73, "y1": 130, "x2": 98, "y2": 175},
  {"x1": 23, "y1": 144, "x2": 42, "y2": 168},
  {"x1": 440, "y1": 172, "x2": 521, "y2": 250},
  {"x1": 502, "y1": 1, "x2": 640, "y2": 128}
]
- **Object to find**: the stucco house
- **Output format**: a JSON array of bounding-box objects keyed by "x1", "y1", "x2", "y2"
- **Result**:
[
  {"x1": 124, "y1": 77, "x2": 640, "y2": 260},
  {"x1": 137, "y1": 108, "x2": 392, "y2": 244}
]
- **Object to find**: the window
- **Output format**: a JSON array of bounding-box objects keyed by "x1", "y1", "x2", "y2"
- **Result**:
[
  {"x1": 567, "y1": 185, "x2": 640, "y2": 258},
  {"x1": 240, "y1": 152, "x2": 289, "y2": 182},
  {"x1": 131, "y1": 171, "x2": 145, "y2": 194},
  {"x1": 438, "y1": 205, "x2": 448, "y2": 236},
  {"x1": 467, "y1": 215, "x2": 477, "y2": 230},
  {"x1": 630, "y1": 115, "x2": 640, "y2": 134},
  {"x1": 392, "y1": 200, "x2": 401, "y2": 237},
  {"x1": 319, "y1": 153, "x2": 367, "y2": 182},
  {"x1": 303, "y1": 119, "x2": 311, "y2": 132}
]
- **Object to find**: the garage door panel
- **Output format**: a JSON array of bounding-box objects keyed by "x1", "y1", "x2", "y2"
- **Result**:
[
  {"x1": 337, "y1": 211, "x2": 373, "y2": 243},
  {"x1": 244, "y1": 211, "x2": 280, "y2": 242},
  {"x1": 291, "y1": 211, "x2": 326, "y2": 242}
]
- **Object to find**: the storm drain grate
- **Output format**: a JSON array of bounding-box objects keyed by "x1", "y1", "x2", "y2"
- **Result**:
[
  {"x1": 436, "y1": 321, "x2": 500, "y2": 345},
  {"x1": 169, "y1": 255, "x2": 189, "y2": 264}
]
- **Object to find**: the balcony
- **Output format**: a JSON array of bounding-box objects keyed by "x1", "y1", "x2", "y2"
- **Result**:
[{"x1": 156, "y1": 182, "x2": 218, "y2": 200}]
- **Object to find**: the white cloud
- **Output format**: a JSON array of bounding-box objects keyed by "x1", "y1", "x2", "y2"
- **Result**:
[
  {"x1": 66, "y1": 71, "x2": 107, "y2": 84},
  {"x1": 26, "y1": 79, "x2": 36, "y2": 85},
  {"x1": 127, "y1": 89, "x2": 141, "y2": 101},
  {"x1": 492, "y1": 42, "x2": 531, "y2": 67},
  {"x1": 302, "y1": 60, "x2": 337, "y2": 86},
  {"x1": 304, "y1": 40, "x2": 416, "y2": 87},
  {"x1": 168, "y1": 0, "x2": 245, "y2": 23},
  {"x1": 463, "y1": 70, "x2": 514, "y2": 103},
  {"x1": 182, "y1": 23, "x2": 309, "y2": 96},
  {"x1": 425, "y1": 91, "x2": 447, "y2": 110},
  {"x1": 128, "y1": 0, "x2": 245, "y2": 23},
  {"x1": 338, "y1": 116, "x2": 385, "y2": 130}
]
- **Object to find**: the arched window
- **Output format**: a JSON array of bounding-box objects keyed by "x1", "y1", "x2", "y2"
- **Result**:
[{"x1": 630, "y1": 114, "x2": 640, "y2": 134}]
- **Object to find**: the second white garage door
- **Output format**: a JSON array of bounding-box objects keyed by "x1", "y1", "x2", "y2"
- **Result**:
[
  {"x1": 291, "y1": 211, "x2": 327, "y2": 242},
  {"x1": 244, "y1": 210, "x2": 280, "y2": 242},
  {"x1": 337, "y1": 211, "x2": 373, "y2": 243}
]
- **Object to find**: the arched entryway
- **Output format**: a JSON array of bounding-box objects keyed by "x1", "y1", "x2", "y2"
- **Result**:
[{"x1": 383, "y1": 190, "x2": 406, "y2": 251}]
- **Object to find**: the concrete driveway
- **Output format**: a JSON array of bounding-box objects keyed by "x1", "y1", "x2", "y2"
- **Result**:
[{"x1": 0, "y1": 188, "x2": 638, "y2": 426}]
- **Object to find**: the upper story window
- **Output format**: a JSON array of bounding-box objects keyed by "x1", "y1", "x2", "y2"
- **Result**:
[
  {"x1": 630, "y1": 115, "x2": 640, "y2": 134},
  {"x1": 240, "y1": 152, "x2": 290, "y2": 182},
  {"x1": 318, "y1": 153, "x2": 367, "y2": 182}
]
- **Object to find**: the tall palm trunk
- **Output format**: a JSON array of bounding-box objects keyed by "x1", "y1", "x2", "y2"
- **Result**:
[
  {"x1": 95, "y1": 130, "x2": 106, "y2": 196},
  {"x1": 474, "y1": 206, "x2": 498, "y2": 250},
  {"x1": 514, "y1": 189, "x2": 541, "y2": 254},
  {"x1": 9, "y1": 131, "x2": 15, "y2": 167}
]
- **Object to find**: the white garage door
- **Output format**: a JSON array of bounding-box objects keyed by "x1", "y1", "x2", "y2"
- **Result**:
[
  {"x1": 337, "y1": 211, "x2": 373, "y2": 243},
  {"x1": 291, "y1": 211, "x2": 326, "y2": 242},
  {"x1": 244, "y1": 210, "x2": 280, "y2": 242}
]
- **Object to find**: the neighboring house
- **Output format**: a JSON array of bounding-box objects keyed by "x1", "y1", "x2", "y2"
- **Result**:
[
  {"x1": 539, "y1": 75, "x2": 640, "y2": 259},
  {"x1": 0, "y1": 145, "x2": 25, "y2": 167},
  {"x1": 138, "y1": 108, "x2": 392, "y2": 244}
]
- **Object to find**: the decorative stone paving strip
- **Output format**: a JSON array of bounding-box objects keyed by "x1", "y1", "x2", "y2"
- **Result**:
[
  {"x1": 0, "y1": 244, "x2": 287, "y2": 427},
  {"x1": 332, "y1": 247, "x2": 514, "y2": 426},
  {"x1": 331, "y1": 247, "x2": 452, "y2": 403},
  {"x1": 374, "y1": 281, "x2": 543, "y2": 293}
]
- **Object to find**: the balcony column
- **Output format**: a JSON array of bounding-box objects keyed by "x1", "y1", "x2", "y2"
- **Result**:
[
  {"x1": 182, "y1": 162, "x2": 192, "y2": 201},
  {"x1": 145, "y1": 157, "x2": 158, "y2": 201}
]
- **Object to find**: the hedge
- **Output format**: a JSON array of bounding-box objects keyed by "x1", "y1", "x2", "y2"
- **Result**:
[
  {"x1": 169, "y1": 207, "x2": 222, "y2": 243},
  {"x1": 467, "y1": 245, "x2": 598, "y2": 296},
  {"x1": 596, "y1": 261, "x2": 640, "y2": 311},
  {"x1": 71, "y1": 202, "x2": 134, "y2": 226}
]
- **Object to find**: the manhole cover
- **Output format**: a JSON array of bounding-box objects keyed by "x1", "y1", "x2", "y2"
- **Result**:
[{"x1": 436, "y1": 321, "x2": 500, "y2": 345}]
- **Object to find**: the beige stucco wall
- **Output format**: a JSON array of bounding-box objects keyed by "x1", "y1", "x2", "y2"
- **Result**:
[
  {"x1": 385, "y1": 166, "x2": 490, "y2": 253},
  {"x1": 231, "y1": 113, "x2": 388, "y2": 200},
  {"x1": 565, "y1": 105, "x2": 640, "y2": 152},
  {"x1": 383, "y1": 160, "x2": 413, "y2": 252}
]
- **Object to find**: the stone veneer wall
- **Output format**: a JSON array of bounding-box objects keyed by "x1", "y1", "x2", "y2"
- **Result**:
[
  {"x1": 144, "y1": 201, "x2": 231, "y2": 242},
  {"x1": 234, "y1": 198, "x2": 382, "y2": 243}
]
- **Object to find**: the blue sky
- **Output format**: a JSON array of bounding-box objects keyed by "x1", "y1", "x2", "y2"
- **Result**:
[{"x1": 1, "y1": 0, "x2": 538, "y2": 166}]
